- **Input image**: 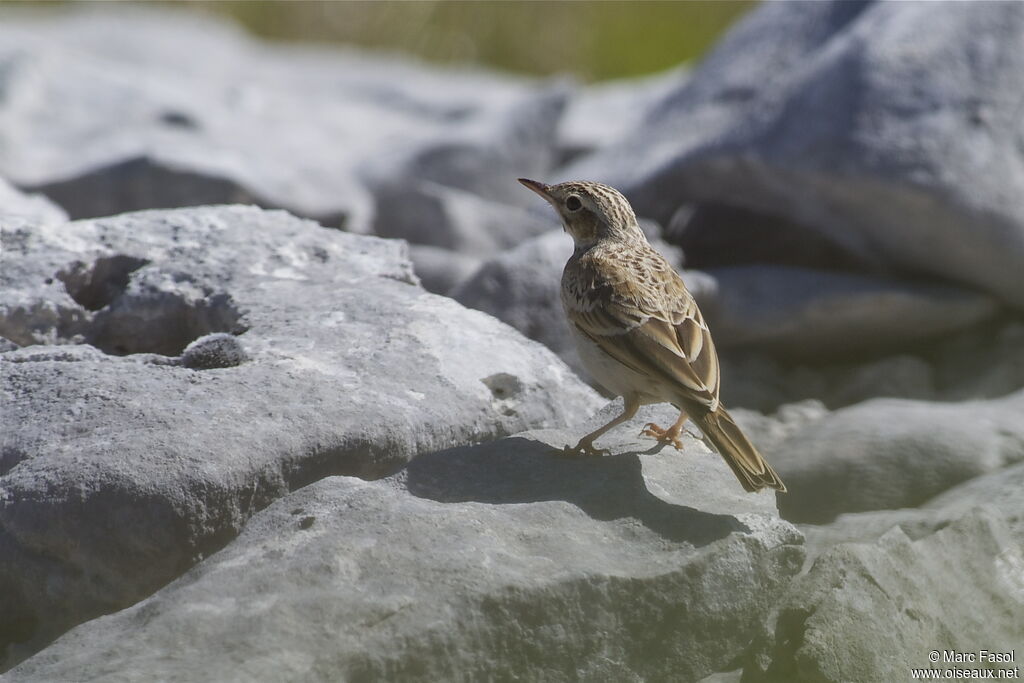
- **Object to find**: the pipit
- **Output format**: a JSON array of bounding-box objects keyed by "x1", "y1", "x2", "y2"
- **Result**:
[{"x1": 518, "y1": 178, "x2": 785, "y2": 493}]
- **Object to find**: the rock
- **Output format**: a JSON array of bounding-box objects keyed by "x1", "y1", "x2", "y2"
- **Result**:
[
  {"x1": 177, "y1": 332, "x2": 249, "y2": 370},
  {"x1": 452, "y1": 230, "x2": 578, "y2": 374},
  {"x1": 800, "y1": 458, "x2": 1024, "y2": 566},
  {"x1": 664, "y1": 203, "x2": 869, "y2": 273},
  {"x1": 700, "y1": 265, "x2": 997, "y2": 357},
  {"x1": 767, "y1": 389, "x2": 1024, "y2": 523},
  {"x1": 729, "y1": 400, "x2": 830, "y2": 457},
  {"x1": 0, "y1": 7, "x2": 557, "y2": 230},
  {"x1": 0, "y1": 177, "x2": 67, "y2": 224},
  {"x1": 825, "y1": 354, "x2": 935, "y2": 406},
  {"x1": 931, "y1": 318, "x2": 1024, "y2": 400},
  {"x1": 745, "y1": 510, "x2": 1024, "y2": 683},
  {"x1": 570, "y1": 1, "x2": 1024, "y2": 311},
  {"x1": 405, "y1": 244, "x2": 482, "y2": 295},
  {"x1": 716, "y1": 315, "x2": 1024, "y2": 413},
  {"x1": 367, "y1": 86, "x2": 569, "y2": 212},
  {"x1": 557, "y1": 66, "x2": 688, "y2": 162},
  {"x1": 0, "y1": 205, "x2": 603, "y2": 668},
  {"x1": 5, "y1": 402, "x2": 804, "y2": 682},
  {"x1": 372, "y1": 181, "x2": 553, "y2": 257}
]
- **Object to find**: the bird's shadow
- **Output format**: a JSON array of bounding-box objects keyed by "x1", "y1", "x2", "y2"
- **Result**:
[{"x1": 403, "y1": 436, "x2": 749, "y2": 547}]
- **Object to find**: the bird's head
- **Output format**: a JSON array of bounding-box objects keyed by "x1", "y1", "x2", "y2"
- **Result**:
[{"x1": 518, "y1": 178, "x2": 645, "y2": 248}]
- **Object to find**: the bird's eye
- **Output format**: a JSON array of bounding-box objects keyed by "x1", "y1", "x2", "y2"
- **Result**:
[{"x1": 565, "y1": 195, "x2": 582, "y2": 212}]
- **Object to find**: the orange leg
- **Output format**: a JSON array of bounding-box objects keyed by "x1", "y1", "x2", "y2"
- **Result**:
[
  {"x1": 560, "y1": 396, "x2": 641, "y2": 457},
  {"x1": 640, "y1": 409, "x2": 689, "y2": 450}
]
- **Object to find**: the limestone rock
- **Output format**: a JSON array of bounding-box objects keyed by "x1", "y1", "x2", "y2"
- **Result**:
[
  {"x1": 0, "y1": 177, "x2": 67, "y2": 225},
  {"x1": 768, "y1": 390, "x2": 1024, "y2": 523},
  {"x1": 701, "y1": 265, "x2": 997, "y2": 356},
  {"x1": 0, "y1": 7, "x2": 557, "y2": 231},
  {"x1": 5, "y1": 403, "x2": 803, "y2": 682},
  {"x1": 405, "y1": 244, "x2": 482, "y2": 296},
  {"x1": 571, "y1": 1, "x2": 1024, "y2": 311},
  {"x1": 800, "y1": 458, "x2": 1024, "y2": 566},
  {"x1": 0, "y1": 205, "x2": 602, "y2": 668},
  {"x1": 745, "y1": 511, "x2": 1023, "y2": 683}
]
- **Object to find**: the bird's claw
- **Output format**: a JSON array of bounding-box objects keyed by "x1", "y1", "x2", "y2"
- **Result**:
[{"x1": 639, "y1": 422, "x2": 684, "y2": 451}]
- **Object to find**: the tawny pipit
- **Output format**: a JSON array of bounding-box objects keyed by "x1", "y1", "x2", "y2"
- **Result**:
[{"x1": 519, "y1": 178, "x2": 785, "y2": 493}]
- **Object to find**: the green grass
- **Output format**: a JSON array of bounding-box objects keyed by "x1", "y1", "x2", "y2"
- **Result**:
[{"x1": 181, "y1": 1, "x2": 755, "y2": 81}]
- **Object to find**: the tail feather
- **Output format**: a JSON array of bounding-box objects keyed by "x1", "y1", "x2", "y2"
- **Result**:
[{"x1": 694, "y1": 406, "x2": 786, "y2": 493}]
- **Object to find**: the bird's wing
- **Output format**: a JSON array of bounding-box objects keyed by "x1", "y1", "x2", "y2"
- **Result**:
[{"x1": 566, "y1": 248, "x2": 720, "y2": 412}]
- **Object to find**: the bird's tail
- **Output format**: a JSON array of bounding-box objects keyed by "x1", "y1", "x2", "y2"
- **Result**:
[{"x1": 694, "y1": 406, "x2": 786, "y2": 493}]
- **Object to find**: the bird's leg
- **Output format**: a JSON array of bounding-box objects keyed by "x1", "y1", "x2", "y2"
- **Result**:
[
  {"x1": 640, "y1": 409, "x2": 689, "y2": 451},
  {"x1": 561, "y1": 396, "x2": 640, "y2": 457}
]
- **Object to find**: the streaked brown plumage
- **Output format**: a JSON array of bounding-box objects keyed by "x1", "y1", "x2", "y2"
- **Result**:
[{"x1": 518, "y1": 178, "x2": 786, "y2": 493}]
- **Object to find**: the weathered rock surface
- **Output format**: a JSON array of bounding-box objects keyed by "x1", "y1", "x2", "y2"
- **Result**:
[
  {"x1": 570, "y1": 0, "x2": 1024, "y2": 311},
  {"x1": 766, "y1": 390, "x2": 1024, "y2": 523},
  {"x1": 6, "y1": 403, "x2": 804, "y2": 682},
  {"x1": 745, "y1": 510, "x2": 1024, "y2": 683},
  {"x1": 0, "y1": 8, "x2": 563, "y2": 232},
  {"x1": 800, "y1": 458, "x2": 1024, "y2": 567},
  {"x1": 0, "y1": 205, "x2": 602, "y2": 668},
  {"x1": 701, "y1": 265, "x2": 997, "y2": 356}
]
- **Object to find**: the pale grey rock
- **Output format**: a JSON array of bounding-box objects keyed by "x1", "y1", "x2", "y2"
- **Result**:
[
  {"x1": 570, "y1": 1, "x2": 1024, "y2": 311},
  {"x1": 372, "y1": 181, "x2": 553, "y2": 257},
  {"x1": 0, "y1": 7, "x2": 558, "y2": 231},
  {"x1": 0, "y1": 205, "x2": 603, "y2": 669},
  {"x1": 729, "y1": 400, "x2": 830, "y2": 457},
  {"x1": 768, "y1": 390, "x2": 1024, "y2": 523},
  {"x1": 405, "y1": 244, "x2": 482, "y2": 295},
  {"x1": 745, "y1": 511, "x2": 1024, "y2": 683},
  {"x1": 701, "y1": 265, "x2": 997, "y2": 356},
  {"x1": 558, "y1": 66, "x2": 688, "y2": 160},
  {"x1": 825, "y1": 354, "x2": 935, "y2": 406},
  {"x1": 452, "y1": 230, "x2": 577, "y2": 374},
  {"x1": 367, "y1": 86, "x2": 568, "y2": 212},
  {"x1": 6, "y1": 402, "x2": 803, "y2": 682},
  {"x1": 800, "y1": 458, "x2": 1024, "y2": 566},
  {"x1": 0, "y1": 177, "x2": 67, "y2": 224}
]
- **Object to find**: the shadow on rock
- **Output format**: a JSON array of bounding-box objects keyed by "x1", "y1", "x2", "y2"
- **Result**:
[{"x1": 404, "y1": 436, "x2": 748, "y2": 546}]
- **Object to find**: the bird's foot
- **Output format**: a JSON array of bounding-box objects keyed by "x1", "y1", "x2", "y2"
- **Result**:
[
  {"x1": 640, "y1": 422, "x2": 684, "y2": 451},
  {"x1": 557, "y1": 439, "x2": 610, "y2": 458}
]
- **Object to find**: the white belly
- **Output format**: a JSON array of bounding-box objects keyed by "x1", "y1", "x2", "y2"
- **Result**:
[{"x1": 569, "y1": 324, "x2": 665, "y2": 404}]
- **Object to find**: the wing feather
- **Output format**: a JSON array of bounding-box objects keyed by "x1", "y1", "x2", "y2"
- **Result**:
[{"x1": 564, "y1": 246, "x2": 721, "y2": 412}]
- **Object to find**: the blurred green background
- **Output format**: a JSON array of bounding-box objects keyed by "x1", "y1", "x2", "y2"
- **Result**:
[{"x1": 179, "y1": 1, "x2": 755, "y2": 81}]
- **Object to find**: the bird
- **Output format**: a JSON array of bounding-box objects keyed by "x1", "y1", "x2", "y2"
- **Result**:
[{"x1": 518, "y1": 178, "x2": 786, "y2": 493}]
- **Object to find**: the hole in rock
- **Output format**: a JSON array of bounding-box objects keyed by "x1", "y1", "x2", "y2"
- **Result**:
[
  {"x1": 482, "y1": 373, "x2": 523, "y2": 400},
  {"x1": 158, "y1": 110, "x2": 199, "y2": 129},
  {"x1": 89, "y1": 291, "x2": 248, "y2": 357},
  {"x1": 56, "y1": 255, "x2": 150, "y2": 311},
  {"x1": 53, "y1": 255, "x2": 250, "y2": 357}
]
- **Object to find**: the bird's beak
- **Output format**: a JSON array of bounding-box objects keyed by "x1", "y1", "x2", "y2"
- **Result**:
[{"x1": 518, "y1": 177, "x2": 553, "y2": 201}]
